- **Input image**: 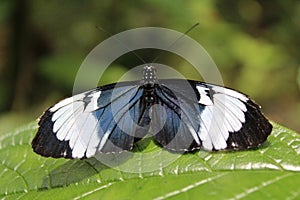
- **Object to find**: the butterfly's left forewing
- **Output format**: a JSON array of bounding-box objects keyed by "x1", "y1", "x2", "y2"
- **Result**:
[{"x1": 32, "y1": 81, "x2": 150, "y2": 159}]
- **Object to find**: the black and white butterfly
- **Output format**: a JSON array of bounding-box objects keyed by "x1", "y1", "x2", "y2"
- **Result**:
[{"x1": 32, "y1": 65, "x2": 272, "y2": 159}]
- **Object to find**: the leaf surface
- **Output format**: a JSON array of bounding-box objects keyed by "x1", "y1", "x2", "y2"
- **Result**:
[{"x1": 0, "y1": 122, "x2": 299, "y2": 199}]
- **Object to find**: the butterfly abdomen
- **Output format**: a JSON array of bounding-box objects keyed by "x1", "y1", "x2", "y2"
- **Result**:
[{"x1": 142, "y1": 65, "x2": 158, "y2": 104}]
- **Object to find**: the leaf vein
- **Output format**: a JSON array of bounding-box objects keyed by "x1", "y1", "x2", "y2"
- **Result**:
[
  {"x1": 72, "y1": 182, "x2": 115, "y2": 200},
  {"x1": 153, "y1": 173, "x2": 226, "y2": 200},
  {"x1": 227, "y1": 173, "x2": 293, "y2": 200}
]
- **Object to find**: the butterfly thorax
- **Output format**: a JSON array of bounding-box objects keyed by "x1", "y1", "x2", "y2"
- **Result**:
[{"x1": 142, "y1": 65, "x2": 157, "y2": 104}]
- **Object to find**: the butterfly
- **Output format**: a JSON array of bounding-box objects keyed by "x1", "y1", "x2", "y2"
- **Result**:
[{"x1": 32, "y1": 65, "x2": 272, "y2": 159}]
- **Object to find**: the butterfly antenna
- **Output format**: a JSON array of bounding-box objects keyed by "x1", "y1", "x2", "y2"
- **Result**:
[
  {"x1": 96, "y1": 26, "x2": 146, "y2": 64},
  {"x1": 151, "y1": 22, "x2": 200, "y2": 64}
]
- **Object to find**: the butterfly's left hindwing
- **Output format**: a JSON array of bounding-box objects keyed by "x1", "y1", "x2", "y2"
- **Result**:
[{"x1": 32, "y1": 82, "x2": 150, "y2": 159}]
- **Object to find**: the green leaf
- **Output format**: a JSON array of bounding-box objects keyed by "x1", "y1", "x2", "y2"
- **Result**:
[{"x1": 0, "y1": 122, "x2": 299, "y2": 199}]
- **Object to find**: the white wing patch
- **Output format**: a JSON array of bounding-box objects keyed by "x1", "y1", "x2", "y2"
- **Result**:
[
  {"x1": 196, "y1": 85, "x2": 249, "y2": 150},
  {"x1": 50, "y1": 92, "x2": 87, "y2": 112},
  {"x1": 209, "y1": 84, "x2": 248, "y2": 102},
  {"x1": 49, "y1": 90, "x2": 102, "y2": 158},
  {"x1": 196, "y1": 86, "x2": 213, "y2": 106}
]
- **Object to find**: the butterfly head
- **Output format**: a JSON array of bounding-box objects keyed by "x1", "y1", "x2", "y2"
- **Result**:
[{"x1": 143, "y1": 65, "x2": 157, "y2": 87}]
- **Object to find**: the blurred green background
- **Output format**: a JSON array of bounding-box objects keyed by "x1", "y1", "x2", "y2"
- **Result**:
[{"x1": 0, "y1": 0, "x2": 299, "y2": 134}]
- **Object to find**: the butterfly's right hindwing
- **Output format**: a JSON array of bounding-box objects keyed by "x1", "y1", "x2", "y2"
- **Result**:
[{"x1": 150, "y1": 82, "x2": 202, "y2": 152}]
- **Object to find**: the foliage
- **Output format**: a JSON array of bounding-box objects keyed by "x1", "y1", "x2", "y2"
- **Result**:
[
  {"x1": 0, "y1": 122, "x2": 299, "y2": 199},
  {"x1": 0, "y1": 0, "x2": 300, "y2": 133}
]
